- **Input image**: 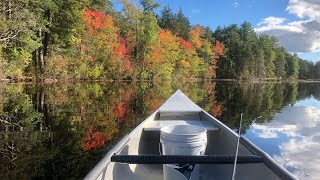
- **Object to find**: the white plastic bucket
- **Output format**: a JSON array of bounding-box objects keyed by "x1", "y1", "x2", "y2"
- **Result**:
[{"x1": 160, "y1": 125, "x2": 207, "y2": 180}]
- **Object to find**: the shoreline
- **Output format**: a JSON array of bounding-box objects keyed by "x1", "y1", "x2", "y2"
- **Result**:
[{"x1": 1, "y1": 77, "x2": 320, "y2": 83}]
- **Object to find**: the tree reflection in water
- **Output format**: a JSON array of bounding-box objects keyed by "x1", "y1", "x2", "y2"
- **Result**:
[{"x1": 0, "y1": 81, "x2": 319, "y2": 179}]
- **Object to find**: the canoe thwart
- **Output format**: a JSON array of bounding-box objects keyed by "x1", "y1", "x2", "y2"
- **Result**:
[
  {"x1": 111, "y1": 154, "x2": 263, "y2": 164},
  {"x1": 143, "y1": 120, "x2": 219, "y2": 131}
]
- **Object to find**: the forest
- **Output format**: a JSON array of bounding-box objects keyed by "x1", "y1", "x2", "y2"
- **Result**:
[{"x1": 0, "y1": 0, "x2": 319, "y2": 80}]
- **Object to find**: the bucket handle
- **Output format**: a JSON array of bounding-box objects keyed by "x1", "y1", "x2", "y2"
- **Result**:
[{"x1": 159, "y1": 142, "x2": 163, "y2": 155}]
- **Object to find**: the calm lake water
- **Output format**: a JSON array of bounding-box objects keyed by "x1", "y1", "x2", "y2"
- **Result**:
[{"x1": 0, "y1": 81, "x2": 319, "y2": 179}]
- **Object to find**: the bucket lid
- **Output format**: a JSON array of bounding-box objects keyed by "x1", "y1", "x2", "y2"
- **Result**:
[{"x1": 160, "y1": 125, "x2": 207, "y2": 136}]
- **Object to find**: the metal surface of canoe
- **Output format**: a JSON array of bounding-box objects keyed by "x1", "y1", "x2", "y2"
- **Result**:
[{"x1": 84, "y1": 90, "x2": 297, "y2": 180}]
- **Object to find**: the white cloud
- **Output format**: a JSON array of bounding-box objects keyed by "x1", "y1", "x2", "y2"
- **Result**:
[
  {"x1": 257, "y1": 17, "x2": 286, "y2": 26},
  {"x1": 249, "y1": 105, "x2": 320, "y2": 179},
  {"x1": 251, "y1": 124, "x2": 297, "y2": 138},
  {"x1": 255, "y1": 0, "x2": 320, "y2": 53},
  {"x1": 287, "y1": 0, "x2": 320, "y2": 19},
  {"x1": 255, "y1": 19, "x2": 320, "y2": 52},
  {"x1": 277, "y1": 138, "x2": 320, "y2": 179},
  {"x1": 232, "y1": 2, "x2": 239, "y2": 8}
]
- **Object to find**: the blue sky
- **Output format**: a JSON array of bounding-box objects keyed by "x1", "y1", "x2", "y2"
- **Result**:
[
  {"x1": 155, "y1": 0, "x2": 292, "y2": 28},
  {"x1": 113, "y1": 0, "x2": 320, "y2": 62}
]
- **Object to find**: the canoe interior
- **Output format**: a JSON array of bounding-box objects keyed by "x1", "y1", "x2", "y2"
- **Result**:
[
  {"x1": 85, "y1": 90, "x2": 295, "y2": 180},
  {"x1": 93, "y1": 111, "x2": 278, "y2": 180}
]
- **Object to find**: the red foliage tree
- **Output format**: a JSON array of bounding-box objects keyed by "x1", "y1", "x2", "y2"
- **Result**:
[
  {"x1": 116, "y1": 102, "x2": 126, "y2": 124},
  {"x1": 81, "y1": 128, "x2": 109, "y2": 151},
  {"x1": 115, "y1": 38, "x2": 134, "y2": 73},
  {"x1": 178, "y1": 37, "x2": 193, "y2": 50}
]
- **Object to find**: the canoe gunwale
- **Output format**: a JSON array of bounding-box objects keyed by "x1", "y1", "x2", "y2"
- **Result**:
[{"x1": 83, "y1": 135, "x2": 130, "y2": 180}]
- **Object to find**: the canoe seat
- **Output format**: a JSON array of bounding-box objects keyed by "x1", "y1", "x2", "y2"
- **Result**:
[
  {"x1": 143, "y1": 120, "x2": 219, "y2": 131},
  {"x1": 159, "y1": 111, "x2": 201, "y2": 120}
]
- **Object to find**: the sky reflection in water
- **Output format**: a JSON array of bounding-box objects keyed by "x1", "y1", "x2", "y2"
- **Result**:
[{"x1": 245, "y1": 96, "x2": 320, "y2": 180}]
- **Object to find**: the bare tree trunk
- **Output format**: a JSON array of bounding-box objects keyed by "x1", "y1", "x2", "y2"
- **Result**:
[
  {"x1": 136, "y1": 11, "x2": 139, "y2": 62},
  {"x1": 33, "y1": 50, "x2": 38, "y2": 67},
  {"x1": 43, "y1": 10, "x2": 51, "y2": 59},
  {"x1": 38, "y1": 29, "x2": 44, "y2": 73},
  {"x1": 34, "y1": 86, "x2": 49, "y2": 132},
  {"x1": 39, "y1": 88, "x2": 44, "y2": 131},
  {"x1": 7, "y1": 0, "x2": 11, "y2": 20}
]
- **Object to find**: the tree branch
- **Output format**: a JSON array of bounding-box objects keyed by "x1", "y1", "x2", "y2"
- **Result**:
[{"x1": 0, "y1": 29, "x2": 20, "y2": 42}]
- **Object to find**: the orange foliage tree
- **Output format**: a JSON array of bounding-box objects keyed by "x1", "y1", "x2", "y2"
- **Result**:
[
  {"x1": 83, "y1": 9, "x2": 119, "y2": 55},
  {"x1": 213, "y1": 41, "x2": 224, "y2": 61},
  {"x1": 176, "y1": 37, "x2": 197, "y2": 77},
  {"x1": 211, "y1": 103, "x2": 222, "y2": 117},
  {"x1": 209, "y1": 40, "x2": 224, "y2": 78},
  {"x1": 188, "y1": 24, "x2": 225, "y2": 78},
  {"x1": 80, "y1": 9, "x2": 135, "y2": 79},
  {"x1": 146, "y1": 29, "x2": 180, "y2": 79},
  {"x1": 189, "y1": 25, "x2": 203, "y2": 48}
]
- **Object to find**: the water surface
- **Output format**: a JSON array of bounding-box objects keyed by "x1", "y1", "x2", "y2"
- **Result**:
[
  {"x1": 0, "y1": 81, "x2": 319, "y2": 179},
  {"x1": 245, "y1": 96, "x2": 320, "y2": 179}
]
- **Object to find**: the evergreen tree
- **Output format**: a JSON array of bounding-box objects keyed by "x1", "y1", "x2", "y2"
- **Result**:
[
  {"x1": 285, "y1": 53, "x2": 299, "y2": 79},
  {"x1": 175, "y1": 8, "x2": 190, "y2": 40},
  {"x1": 158, "y1": 6, "x2": 175, "y2": 31},
  {"x1": 274, "y1": 47, "x2": 286, "y2": 79},
  {"x1": 298, "y1": 59, "x2": 313, "y2": 80}
]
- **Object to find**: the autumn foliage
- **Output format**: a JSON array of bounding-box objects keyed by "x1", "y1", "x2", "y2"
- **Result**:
[
  {"x1": 79, "y1": 4, "x2": 225, "y2": 80},
  {"x1": 116, "y1": 38, "x2": 134, "y2": 74},
  {"x1": 1, "y1": 0, "x2": 306, "y2": 81},
  {"x1": 80, "y1": 9, "x2": 136, "y2": 78},
  {"x1": 179, "y1": 37, "x2": 193, "y2": 50},
  {"x1": 211, "y1": 103, "x2": 222, "y2": 117},
  {"x1": 83, "y1": 10, "x2": 107, "y2": 32},
  {"x1": 159, "y1": 29, "x2": 178, "y2": 48},
  {"x1": 213, "y1": 41, "x2": 224, "y2": 60},
  {"x1": 79, "y1": 3, "x2": 226, "y2": 80},
  {"x1": 82, "y1": 128, "x2": 110, "y2": 151},
  {"x1": 189, "y1": 25, "x2": 203, "y2": 48}
]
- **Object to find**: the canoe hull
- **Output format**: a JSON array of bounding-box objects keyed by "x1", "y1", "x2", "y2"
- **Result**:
[{"x1": 84, "y1": 90, "x2": 296, "y2": 180}]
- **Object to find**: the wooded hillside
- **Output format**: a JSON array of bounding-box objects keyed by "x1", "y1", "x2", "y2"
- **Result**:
[{"x1": 0, "y1": 0, "x2": 318, "y2": 80}]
